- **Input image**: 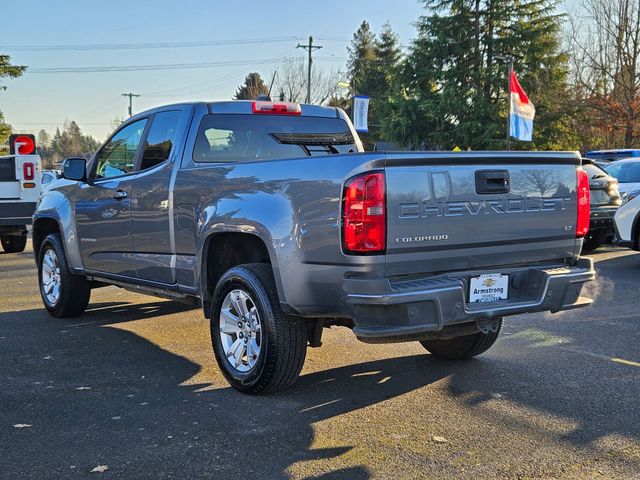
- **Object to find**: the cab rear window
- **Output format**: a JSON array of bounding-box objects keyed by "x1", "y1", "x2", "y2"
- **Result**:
[{"x1": 192, "y1": 114, "x2": 357, "y2": 163}]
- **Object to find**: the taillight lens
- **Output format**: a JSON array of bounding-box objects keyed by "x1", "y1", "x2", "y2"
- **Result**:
[
  {"x1": 23, "y1": 162, "x2": 35, "y2": 181},
  {"x1": 576, "y1": 168, "x2": 590, "y2": 237},
  {"x1": 342, "y1": 172, "x2": 386, "y2": 253}
]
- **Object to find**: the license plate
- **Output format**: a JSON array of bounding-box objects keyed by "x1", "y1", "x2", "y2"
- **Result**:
[{"x1": 469, "y1": 273, "x2": 509, "y2": 303}]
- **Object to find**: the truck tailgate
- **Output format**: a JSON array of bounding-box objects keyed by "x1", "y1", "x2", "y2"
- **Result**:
[{"x1": 384, "y1": 152, "x2": 580, "y2": 277}]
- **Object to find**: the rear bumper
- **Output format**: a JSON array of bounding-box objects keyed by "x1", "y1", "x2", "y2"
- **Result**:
[
  {"x1": 0, "y1": 202, "x2": 36, "y2": 227},
  {"x1": 346, "y1": 258, "x2": 595, "y2": 343},
  {"x1": 589, "y1": 207, "x2": 617, "y2": 231}
]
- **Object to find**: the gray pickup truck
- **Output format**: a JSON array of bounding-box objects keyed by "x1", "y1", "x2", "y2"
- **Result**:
[{"x1": 33, "y1": 100, "x2": 595, "y2": 394}]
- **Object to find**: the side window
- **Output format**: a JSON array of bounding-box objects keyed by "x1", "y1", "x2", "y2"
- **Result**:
[
  {"x1": 94, "y1": 119, "x2": 147, "y2": 179},
  {"x1": 140, "y1": 111, "x2": 182, "y2": 171}
]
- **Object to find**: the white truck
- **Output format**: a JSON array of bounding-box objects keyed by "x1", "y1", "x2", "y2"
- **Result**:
[{"x1": 0, "y1": 134, "x2": 41, "y2": 253}]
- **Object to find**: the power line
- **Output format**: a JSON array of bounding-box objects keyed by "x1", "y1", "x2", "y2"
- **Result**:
[
  {"x1": 315, "y1": 36, "x2": 351, "y2": 42},
  {"x1": 27, "y1": 55, "x2": 345, "y2": 75},
  {"x1": 78, "y1": 97, "x2": 124, "y2": 117},
  {"x1": 141, "y1": 49, "x2": 298, "y2": 98},
  {"x1": 314, "y1": 56, "x2": 347, "y2": 62},
  {"x1": 2, "y1": 36, "x2": 307, "y2": 52},
  {"x1": 28, "y1": 58, "x2": 282, "y2": 74}
]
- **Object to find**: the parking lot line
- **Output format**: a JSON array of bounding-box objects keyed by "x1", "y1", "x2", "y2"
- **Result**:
[
  {"x1": 611, "y1": 357, "x2": 640, "y2": 367},
  {"x1": 555, "y1": 345, "x2": 640, "y2": 368}
]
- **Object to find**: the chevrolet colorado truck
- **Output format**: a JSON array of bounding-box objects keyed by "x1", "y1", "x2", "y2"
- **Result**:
[{"x1": 33, "y1": 100, "x2": 595, "y2": 394}]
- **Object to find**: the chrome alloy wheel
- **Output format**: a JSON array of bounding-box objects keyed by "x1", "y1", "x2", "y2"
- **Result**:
[
  {"x1": 41, "y1": 249, "x2": 61, "y2": 306},
  {"x1": 219, "y1": 289, "x2": 262, "y2": 373}
]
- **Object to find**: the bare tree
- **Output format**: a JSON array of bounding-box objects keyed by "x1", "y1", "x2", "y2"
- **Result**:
[
  {"x1": 274, "y1": 57, "x2": 342, "y2": 105},
  {"x1": 569, "y1": 0, "x2": 640, "y2": 147},
  {"x1": 521, "y1": 169, "x2": 558, "y2": 197}
]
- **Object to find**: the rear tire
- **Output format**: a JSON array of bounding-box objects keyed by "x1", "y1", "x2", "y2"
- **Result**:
[
  {"x1": 210, "y1": 263, "x2": 307, "y2": 394},
  {"x1": 37, "y1": 233, "x2": 91, "y2": 318},
  {"x1": 582, "y1": 230, "x2": 606, "y2": 252},
  {"x1": 1, "y1": 235, "x2": 27, "y2": 253},
  {"x1": 420, "y1": 319, "x2": 503, "y2": 360}
]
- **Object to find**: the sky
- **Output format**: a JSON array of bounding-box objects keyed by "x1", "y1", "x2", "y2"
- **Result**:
[{"x1": 0, "y1": 0, "x2": 426, "y2": 141}]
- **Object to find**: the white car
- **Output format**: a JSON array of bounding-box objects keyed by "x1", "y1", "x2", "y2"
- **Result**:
[
  {"x1": 604, "y1": 158, "x2": 640, "y2": 200},
  {"x1": 41, "y1": 170, "x2": 59, "y2": 186},
  {"x1": 614, "y1": 179, "x2": 640, "y2": 250}
]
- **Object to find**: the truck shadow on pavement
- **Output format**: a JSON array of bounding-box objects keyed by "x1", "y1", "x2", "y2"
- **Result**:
[{"x1": 1, "y1": 299, "x2": 638, "y2": 478}]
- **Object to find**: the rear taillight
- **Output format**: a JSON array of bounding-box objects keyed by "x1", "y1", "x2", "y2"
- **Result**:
[
  {"x1": 252, "y1": 101, "x2": 301, "y2": 115},
  {"x1": 23, "y1": 162, "x2": 35, "y2": 181},
  {"x1": 576, "y1": 168, "x2": 590, "y2": 238},
  {"x1": 342, "y1": 172, "x2": 386, "y2": 253}
]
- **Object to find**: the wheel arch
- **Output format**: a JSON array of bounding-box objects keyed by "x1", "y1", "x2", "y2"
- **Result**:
[
  {"x1": 199, "y1": 231, "x2": 282, "y2": 318},
  {"x1": 32, "y1": 216, "x2": 62, "y2": 260}
]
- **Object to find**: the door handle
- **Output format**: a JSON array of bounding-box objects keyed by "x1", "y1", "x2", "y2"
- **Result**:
[{"x1": 112, "y1": 190, "x2": 128, "y2": 200}]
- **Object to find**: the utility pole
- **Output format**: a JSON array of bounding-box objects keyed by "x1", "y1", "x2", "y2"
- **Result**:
[
  {"x1": 121, "y1": 92, "x2": 140, "y2": 117},
  {"x1": 267, "y1": 71, "x2": 277, "y2": 99},
  {"x1": 296, "y1": 36, "x2": 322, "y2": 104},
  {"x1": 495, "y1": 55, "x2": 514, "y2": 151}
]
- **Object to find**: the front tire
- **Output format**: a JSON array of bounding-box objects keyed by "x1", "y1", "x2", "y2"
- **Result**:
[
  {"x1": 1, "y1": 234, "x2": 27, "y2": 253},
  {"x1": 420, "y1": 318, "x2": 503, "y2": 360},
  {"x1": 210, "y1": 263, "x2": 307, "y2": 394},
  {"x1": 37, "y1": 233, "x2": 91, "y2": 317}
]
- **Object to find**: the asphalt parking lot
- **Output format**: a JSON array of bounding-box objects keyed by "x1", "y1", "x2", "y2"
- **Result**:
[{"x1": 1, "y1": 242, "x2": 639, "y2": 479}]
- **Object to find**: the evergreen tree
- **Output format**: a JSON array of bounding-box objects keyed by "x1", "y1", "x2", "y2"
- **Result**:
[
  {"x1": 348, "y1": 21, "x2": 378, "y2": 97},
  {"x1": 234, "y1": 73, "x2": 269, "y2": 100},
  {"x1": 372, "y1": 24, "x2": 402, "y2": 127},
  {"x1": 0, "y1": 55, "x2": 27, "y2": 147},
  {"x1": 37, "y1": 129, "x2": 51, "y2": 149},
  {"x1": 37, "y1": 129, "x2": 52, "y2": 168},
  {"x1": 347, "y1": 21, "x2": 402, "y2": 148},
  {"x1": 0, "y1": 55, "x2": 26, "y2": 82},
  {"x1": 40, "y1": 123, "x2": 100, "y2": 167},
  {"x1": 383, "y1": 0, "x2": 574, "y2": 150},
  {"x1": 0, "y1": 111, "x2": 11, "y2": 148},
  {"x1": 375, "y1": 24, "x2": 402, "y2": 81}
]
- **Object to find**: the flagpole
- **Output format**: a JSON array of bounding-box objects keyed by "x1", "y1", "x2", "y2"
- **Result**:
[
  {"x1": 506, "y1": 57, "x2": 512, "y2": 151},
  {"x1": 496, "y1": 54, "x2": 514, "y2": 151}
]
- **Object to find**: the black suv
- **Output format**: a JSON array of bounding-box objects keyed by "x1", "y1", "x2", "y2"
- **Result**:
[{"x1": 582, "y1": 158, "x2": 621, "y2": 251}]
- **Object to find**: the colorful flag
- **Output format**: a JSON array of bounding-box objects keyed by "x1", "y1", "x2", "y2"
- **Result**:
[{"x1": 509, "y1": 69, "x2": 535, "y2": 142}]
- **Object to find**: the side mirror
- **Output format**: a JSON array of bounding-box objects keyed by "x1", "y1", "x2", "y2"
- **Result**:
[{"x1": 62, "y1": 158, "x2": 86, "y2": 182}]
